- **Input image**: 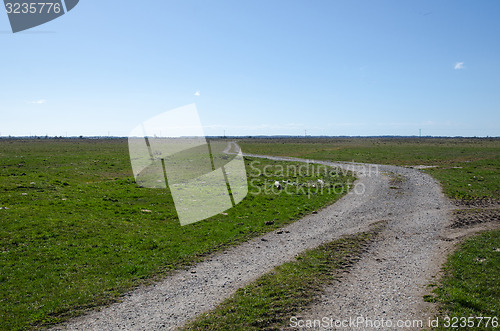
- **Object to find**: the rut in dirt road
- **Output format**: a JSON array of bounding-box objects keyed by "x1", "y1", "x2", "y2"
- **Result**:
[
  {"x1": 287, "y1": 164, "x2": 451, "y2": 330},
  {"x1": 53, "y1": 155, "x2": 450, "y2": 330}
]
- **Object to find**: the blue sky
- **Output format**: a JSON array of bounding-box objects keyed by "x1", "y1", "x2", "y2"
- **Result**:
[{"x1": 1, "y1": 0, "x2": 499, "y2": 137}]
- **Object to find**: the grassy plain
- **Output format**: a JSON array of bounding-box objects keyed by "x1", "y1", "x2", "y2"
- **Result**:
[
  {"x1": 239, "y1": 137, "x2": 500, "y2": 199},
  {"x1": 1, "y1": 137, "x2": 498, "y2": 330},
  {"x1": 0, "y1": 138, "x2": 352, "y2": 330},
  {"x1": 240, "y1": 137, "x2": 500, "y2": 328}
]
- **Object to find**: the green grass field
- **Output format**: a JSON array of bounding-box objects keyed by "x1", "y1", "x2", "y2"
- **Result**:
[
  {"x1": 427, "y1": 230, "x2": 500, "y2": 330},
  {"x1": 0, "y1": 138, "x2": 352, "y2": 330},
  {"x1": 240, "y1": 137, "x2": 500, "y2": 328},
  {"x1": 1, "y1": 137, "x2": 498, "y2": 330},
  {"x1": 239, "y1": 137, "x2": 500, "y2": 200}
]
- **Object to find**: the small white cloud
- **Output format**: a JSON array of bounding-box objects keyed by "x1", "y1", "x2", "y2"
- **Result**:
[
  {"x1": 28, "y1": 99, "x2": 47, "y2": 104},
  {"x1": 454, "y1": 62, "x2": 465, "y2": 70},
  {"x1": 194, "y1": 91, "x2": 200, "y2": 97}
]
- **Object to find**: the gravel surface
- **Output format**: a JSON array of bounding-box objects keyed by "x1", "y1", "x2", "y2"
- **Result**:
[
  {"x1": 53, "y1": 155, "x2": 452, "y2": 331},
  {"x1": 286, "y1": 163, "x2": 452, "y2": 330}
]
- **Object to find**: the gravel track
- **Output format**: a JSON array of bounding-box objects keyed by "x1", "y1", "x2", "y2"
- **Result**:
[{"x1": 53, "y1": 155, "x2": 452, "y2": 331}]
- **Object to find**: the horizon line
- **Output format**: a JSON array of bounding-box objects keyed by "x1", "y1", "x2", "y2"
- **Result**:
[{"x1": 1, "y1": 135, "x2": 499, "y2": 139}]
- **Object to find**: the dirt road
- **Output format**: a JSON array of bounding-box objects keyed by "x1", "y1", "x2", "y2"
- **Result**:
[{"x1": 54, "y1": 155, "x2": 452, "y2": 330}]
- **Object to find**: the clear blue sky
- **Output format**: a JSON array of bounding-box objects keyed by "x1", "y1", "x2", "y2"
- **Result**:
[{"x1": 1, "y1": 0, "x2": 499, "y2": 137}]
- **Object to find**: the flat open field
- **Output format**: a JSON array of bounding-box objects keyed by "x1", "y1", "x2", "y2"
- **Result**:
[
  {"x1": 1, "y1": 137, "x2": 498, "y2": 330},
  {"x1": 240, "y1": 137, "x2": 499, "y2": 328},
  {"x1": 239, "y1": 137, "x2": 500, "y2": 200},
  {"x1": 0, "y1": 138, "x2": 351, "y2": 330}
]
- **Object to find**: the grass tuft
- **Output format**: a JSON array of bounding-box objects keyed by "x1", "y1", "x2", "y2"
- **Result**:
[{"x1": 182, "y1": 223, "x2": 385, "y2": 330}]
